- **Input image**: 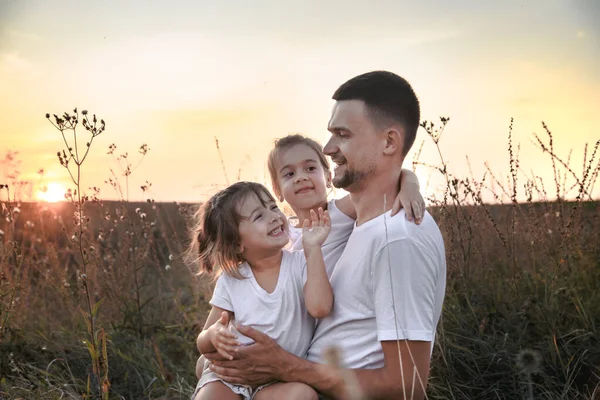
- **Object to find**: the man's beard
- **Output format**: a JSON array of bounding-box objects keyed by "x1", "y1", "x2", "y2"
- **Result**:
[{"x1": 332, "y1": 166, "x2": 367, "y2": 190}]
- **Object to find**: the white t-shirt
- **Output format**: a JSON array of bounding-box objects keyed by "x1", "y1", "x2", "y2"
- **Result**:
[
  {"x1": 209, "y1": 250, "x2": 315, "y2": 358},
  {"x1": 307, "y1": 209, "x2": 446, "y2": 369},
  {"x1": 287, "y1": 199, "x2": 355, "y2": 277}
]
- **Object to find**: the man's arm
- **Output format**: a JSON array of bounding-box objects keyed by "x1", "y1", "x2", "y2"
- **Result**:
[
  {"x1": 348, "y1": 340, "x2": 431, "y2": 399},
  {"x1": 206, "y1": 324, "x2": 346, "y2": 391},
  {"x1": 277, "y1": 340, "x2": 430, "y2": 400},
  {"x1": 316, "y1": 237, "x2": 439, "y2": 399},
  {"x1": 352, "y1": 236, "x2": 442, "y2": 399},
  {"x1": 208, "y1": 327, "x2": 431, "y2": 400}
]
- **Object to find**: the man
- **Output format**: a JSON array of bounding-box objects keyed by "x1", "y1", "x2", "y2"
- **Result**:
[{"x1": 205, "y1": 71, "x2": 447, "y2": 399}]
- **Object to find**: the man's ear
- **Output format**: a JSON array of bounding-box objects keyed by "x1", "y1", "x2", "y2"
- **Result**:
[{"x1": 382, "y1": 127, "x2": 404, "y2": 156}]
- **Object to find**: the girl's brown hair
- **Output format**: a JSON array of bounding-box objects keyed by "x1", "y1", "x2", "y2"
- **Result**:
[
  {"x1": 267, "y1": 134, "x2": 331, "y2": 201},
  {"x1": 188, "y1": 181, "x2": 277, "y2": 279}
]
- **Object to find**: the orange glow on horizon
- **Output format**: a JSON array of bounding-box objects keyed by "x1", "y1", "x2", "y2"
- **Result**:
[{"x1": 36, "y1": 182, "x2": 67, "y2": 203}]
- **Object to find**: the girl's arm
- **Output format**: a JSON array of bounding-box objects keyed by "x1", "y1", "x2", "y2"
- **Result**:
[
  {"x1": 302, "y1": 208, "x2": 333, "y2": 319},
  {"x1": 335, "y1": 168, "x2": 425, "y2": 222},
  {"x1": 196, "y1": 306, "x2": 239, "y2": 359},
  {"x1": 391, "y1": 168, "x2": 425, "y2": 221}
]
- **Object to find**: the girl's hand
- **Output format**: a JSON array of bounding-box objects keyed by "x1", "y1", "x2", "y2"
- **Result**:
[
  {"x1": 210, "y1": 311, "x2": 240, "y2": 360},
  {"x1": 391, "y1": 181, "x2": 426, "y2": 224},
  {"x1": 302, "y1": 208, "x2": 331, "y2": 248}
]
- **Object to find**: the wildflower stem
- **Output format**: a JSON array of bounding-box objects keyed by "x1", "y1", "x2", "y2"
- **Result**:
[
  {"x1": 0, "y1": 238, "x2": 22, "y2": 342},
  {"x1": 76, "y1": 149, "x2": 102, "y2": 394},
  {"x1": 73, "y1": 125, "x2": 81, "y2": 166},
  {"x1": 46, "y1": 108, "x2": 109, "y2": 397},
  {"x1": 527, "y1": 372, "x2": 534, "y2": 400},
  {"x1": 214, "y1": 137, "x2": 230, "y2": 185},
  {"x1": 60, "y1": 130, "x2": 78, "y2": 185},
  {"x1": 79, "y1": 135, "x2": 96, "y2": 165}
]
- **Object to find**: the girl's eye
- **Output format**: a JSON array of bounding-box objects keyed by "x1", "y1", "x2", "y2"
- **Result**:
[
  {"x1": 270, "y1": 205, "x2": 279, "y2": 211},
  {"x1": 283, "y1": 172, "x2": 293, "y2": 178},
  {"x1": 307, "y1": 166, "x2": 317, "y2": 172},
  {"x1": 254, "y1": 214, "x2": 262, "y2": 221}
]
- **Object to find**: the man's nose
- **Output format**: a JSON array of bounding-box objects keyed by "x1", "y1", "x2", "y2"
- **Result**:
[{"x1": 323, "y1": 137, "x2": 336, "y2": 156}]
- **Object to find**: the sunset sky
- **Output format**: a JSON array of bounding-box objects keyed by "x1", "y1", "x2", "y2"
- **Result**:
[{"x1": 1, "y1": 0, "x2": 598, "y2": 204}]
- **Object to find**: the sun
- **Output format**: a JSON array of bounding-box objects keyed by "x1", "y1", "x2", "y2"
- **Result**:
[{"x1": 37, "y1": 182, "x2": 67, "y2": 203}]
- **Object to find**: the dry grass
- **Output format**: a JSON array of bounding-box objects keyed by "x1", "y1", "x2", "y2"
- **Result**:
[{"x1": 0, "y1": 111, "x2": 598, "y2": 399}]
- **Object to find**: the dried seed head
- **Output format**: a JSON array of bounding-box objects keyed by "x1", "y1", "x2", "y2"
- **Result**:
[{"x1": 516, "y1": 349, "x2": 542, "y2": 374}]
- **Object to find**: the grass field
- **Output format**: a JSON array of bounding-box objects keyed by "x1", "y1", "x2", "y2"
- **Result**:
[{"x1": 0, "y1": 112, "x2": 598, "y2": 399}]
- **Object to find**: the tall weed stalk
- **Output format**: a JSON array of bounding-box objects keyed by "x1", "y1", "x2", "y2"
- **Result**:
[{"x1": 46, "y1": 109, "x2": 110, "y2": 399}]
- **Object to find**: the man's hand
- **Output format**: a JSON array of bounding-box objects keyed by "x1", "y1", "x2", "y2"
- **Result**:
[{"x1": 206, "y1": 324, "x2": 290, "y2": 387}]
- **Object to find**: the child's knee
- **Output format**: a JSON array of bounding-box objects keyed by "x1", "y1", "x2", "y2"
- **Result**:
[
  {"x1": 195, "y1": 380, "x2": 243, "y2": 400},
  {"x1": 285, "y1": 383, "x2": 318, "y2": 400}
]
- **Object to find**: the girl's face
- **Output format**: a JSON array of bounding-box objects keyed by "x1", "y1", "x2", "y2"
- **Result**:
[
  {"x1": 275, "y1": 143, "x2": 330, "y2": 211},
  {"x1": 237, "y1": 192, "x2": 289, "y2": 257}
]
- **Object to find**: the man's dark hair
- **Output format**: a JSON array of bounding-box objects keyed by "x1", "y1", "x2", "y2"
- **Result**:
[{"x1": 332, "y1": 70, "x2": 420, "y2": 156}]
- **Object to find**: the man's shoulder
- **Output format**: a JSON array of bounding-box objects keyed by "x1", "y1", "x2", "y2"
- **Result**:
[
  {"x1": 353, "y1": 210, "x2": 443, "y2": 255},
  {"x1": 387, "y1": 210, "x2": 441, "y2": 236}
]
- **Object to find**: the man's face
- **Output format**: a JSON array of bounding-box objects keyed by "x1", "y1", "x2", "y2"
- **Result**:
[{"x1": 323, "y1": 100, "x2": 381, "y2": 192}]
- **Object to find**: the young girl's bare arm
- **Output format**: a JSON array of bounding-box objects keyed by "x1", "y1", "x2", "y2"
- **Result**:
[
  {"x1": 391, "y1": 168, "x2": 425, "y2": 221},
  {"x1": 196, "y1": 306, "x2": 239, "y2": 359},
  {"x1": 301, "y1": 208, "x2": 333, "y2": 319}
]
